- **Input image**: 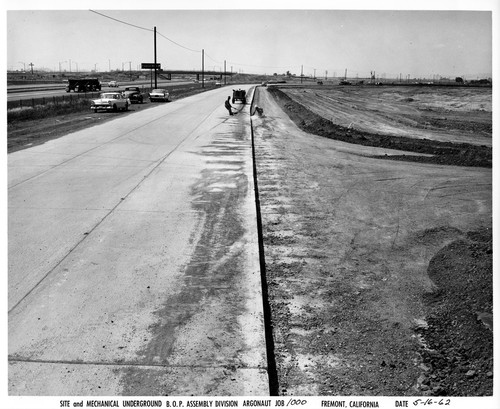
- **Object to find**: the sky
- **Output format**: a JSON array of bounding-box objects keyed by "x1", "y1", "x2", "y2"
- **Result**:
[{"x1": 5, "y1": 0, "x2": 497, "y2": 80}]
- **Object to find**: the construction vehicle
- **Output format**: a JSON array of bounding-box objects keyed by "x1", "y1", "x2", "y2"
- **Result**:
[{"x1": 232, "y1": 89, "x2": 246, "y2": 104}]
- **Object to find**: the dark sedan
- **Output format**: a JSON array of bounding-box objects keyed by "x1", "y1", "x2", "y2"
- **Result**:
[{"x1": 122, "y1": 87, "x2": 144, "y2": 104}]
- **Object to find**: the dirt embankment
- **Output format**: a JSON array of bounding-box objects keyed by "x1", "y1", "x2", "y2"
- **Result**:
[
  {"x1": 267, "y1": 87, "x2": 491, "y2": 168},
  {"x1": 417, "y1": 229, "x2": 493, "y2": 396}
]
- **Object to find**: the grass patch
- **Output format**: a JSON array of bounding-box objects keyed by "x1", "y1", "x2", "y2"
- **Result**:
[{"x1": 8, "y1": 99, "x2": 92, "y2": 123}]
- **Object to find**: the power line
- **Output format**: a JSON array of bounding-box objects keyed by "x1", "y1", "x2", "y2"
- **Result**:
[
  {"x1": 89, "y1": 10, "x2": 200, "y2": 53},
  {"x1": 156, "y1": 31, "x2": 199, "y2": 53},
  {"x1": 204, "y1": 52, "x2": 222, "y2": 65},
  {"x1": 89, "y1": 10, "x2": 152, "y2": 32}
]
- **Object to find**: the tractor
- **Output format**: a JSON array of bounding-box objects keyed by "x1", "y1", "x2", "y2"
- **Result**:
[{"x1": 232, "y1": 89, "x2": 246, "y2": 104}]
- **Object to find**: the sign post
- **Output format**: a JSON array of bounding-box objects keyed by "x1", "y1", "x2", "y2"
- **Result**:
[{"x1": 141, "y1": 63, "x2": 161, "y2": 89}]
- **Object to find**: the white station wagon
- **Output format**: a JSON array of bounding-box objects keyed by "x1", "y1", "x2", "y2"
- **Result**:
[
  {"x1": 149, "y1": 89, "x2": 170, "y2": 102},
  {"x1": 91, "y1": 92, "x2": 130, "y2": 112}
]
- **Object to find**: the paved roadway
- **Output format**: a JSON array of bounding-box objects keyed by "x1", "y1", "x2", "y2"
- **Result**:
[{"x1": 8, "y1": 86, "x2": 268, "y2": 395}]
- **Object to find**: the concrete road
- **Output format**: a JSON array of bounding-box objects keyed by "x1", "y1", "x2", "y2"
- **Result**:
[{"x1": 8, "y1": 86, "x2": 268, "y2": 395}]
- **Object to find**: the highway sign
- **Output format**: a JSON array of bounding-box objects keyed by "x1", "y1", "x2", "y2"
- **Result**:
[{"x1": 141, "y1": 63, "x2": 161, "y2": 69}]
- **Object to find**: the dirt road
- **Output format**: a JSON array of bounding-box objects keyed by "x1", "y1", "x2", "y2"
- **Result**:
[{"x1": 252, "y1": 86, "x2": 492, "y2": 396}]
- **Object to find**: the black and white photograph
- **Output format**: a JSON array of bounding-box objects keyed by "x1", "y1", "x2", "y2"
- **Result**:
[{"x1": 3, "y1": 0, "x2": 498, "y2": 408}]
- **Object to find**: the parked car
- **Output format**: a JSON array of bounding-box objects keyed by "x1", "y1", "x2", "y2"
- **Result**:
[
  {"x1": 149, "y1": 89, "x2": 170, "y2": 102},
  {"x1": 215, "y1": 81, "x2": 222, "y2": 87},
  {"x1": 108, "y1": 81, "x2": 119, "y2": 87},
  {"x1": 91, "y1": 92, "x2": 130, "y2": 112},
  {"x1": 122, "y1": 87, "x2": 143, "y2": 104}
]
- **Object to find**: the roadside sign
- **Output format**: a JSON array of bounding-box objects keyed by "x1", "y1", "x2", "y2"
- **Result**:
[{"x1": 141, "y1": 63, "x2": 161, "y2": 69}]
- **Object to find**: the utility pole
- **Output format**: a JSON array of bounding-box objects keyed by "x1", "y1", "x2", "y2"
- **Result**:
[
  {"x1": 201, "y1": 49, "x2": 205, "y2": 89},
  {"x1": 69, "y1": 59, "x2": 72, "y2": 73},
  {"x1": 224, "y1": 60, "x2": 226, "y2": 85},
  {"x1": 29, "y1": 62, "x2": 34, "y2": 75},
  {"x1": 301, "y1": 65, "x2": 303, "y2": 84},
  {"x1": 344, "y1": 68, "x2": 347, "y2": 80},
  {"x1": 325, "y1": 70, "x2": 328, "y2": 80},
  {"x1": 154, "y1": 26, "x2": 157, "y2": 89}
]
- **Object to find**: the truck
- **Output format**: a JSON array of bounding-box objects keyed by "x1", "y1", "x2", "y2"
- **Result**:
[{"x1": 65, "y1": 78, "x2": 102, "y2": 93}]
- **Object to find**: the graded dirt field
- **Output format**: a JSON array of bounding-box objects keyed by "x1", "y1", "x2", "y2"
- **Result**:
[
  {"x1": 265, "y1": 86, "x2": 492, "y2": 169},
  {"x1": 280, "y1": 85, "x2": 491, "y2": 146},
  {"x1": 252, "y1": 85, "x2": 492, "y2": 396}
]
